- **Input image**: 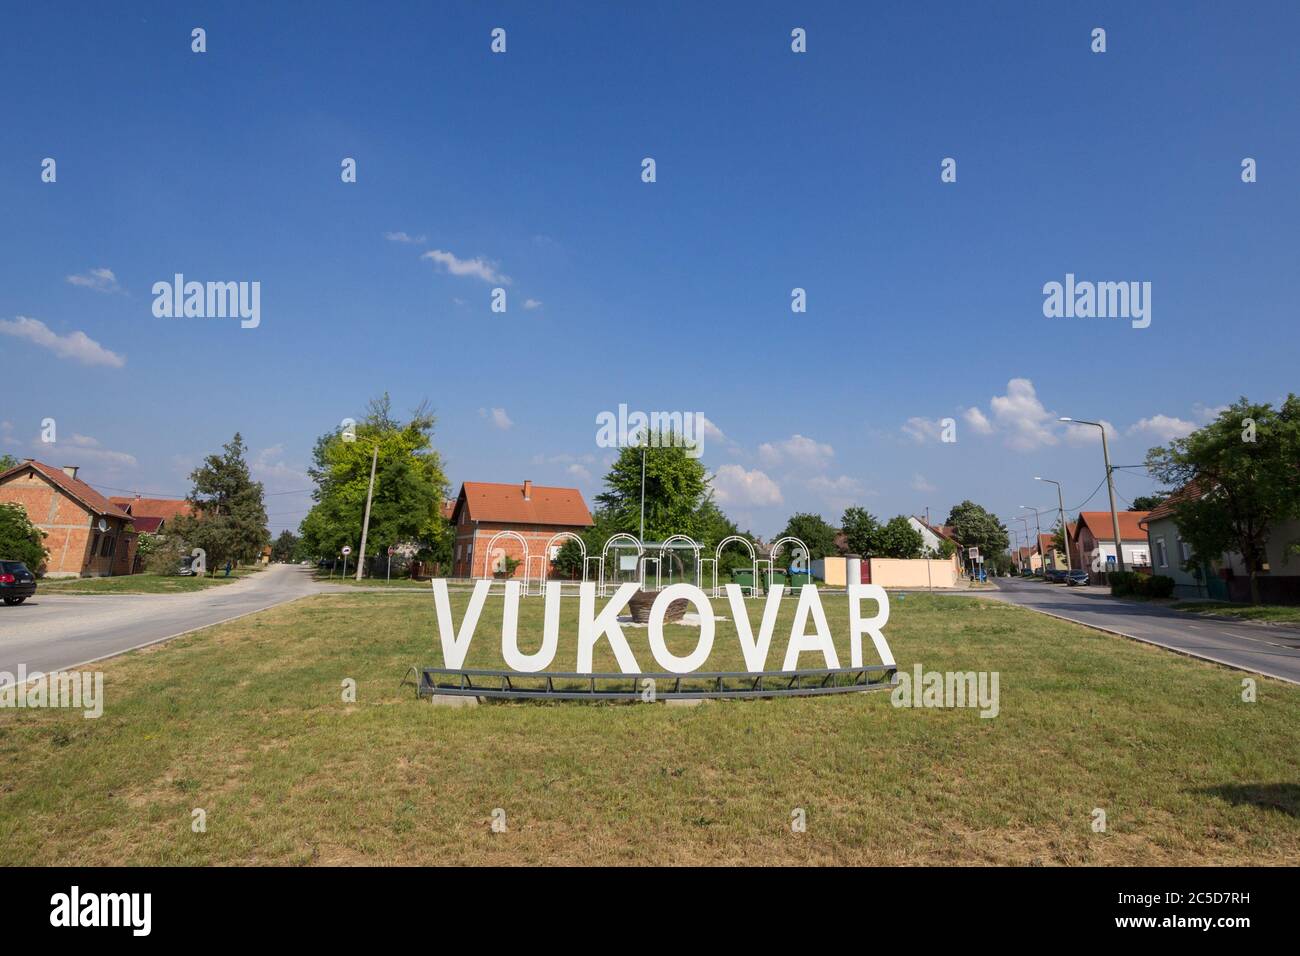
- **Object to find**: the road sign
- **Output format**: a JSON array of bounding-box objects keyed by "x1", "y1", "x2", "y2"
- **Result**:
[
  {"x1": 968, "y1": 547, "x2": 979, "y2": 559},
  {"x1": 342, "y1": 546, "x2": 352, "y2": 556},
  {"x1": 387, "y1": 546, "x2": 395, "y2": 556}
]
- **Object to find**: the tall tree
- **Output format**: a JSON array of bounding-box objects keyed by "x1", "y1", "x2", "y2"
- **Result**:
[
  {"x1": 776, "y1": 512, "x2": 838, "y2": 559},
  {"x1": 840, "y1": 507, "x2": 881, "y2": 556},
  {"x1": 594, "y1": 438, "x2": 710, "y2": 542},
  {"x1": 875, "y1": 515, "x2": 925, "y2": 558},
  {"x1": 1146, "y1": 395, "x2": 1300, "y2": 604},
  {"x1": 1129, "y1": 493, "x2": 1169, "y2": 511},
  {"x1": 0, "y1": 454, "x2": 21, "y2": 473},
  {"x1": 271, "y1": 530, "x2": 299, "y2": 562},
  {"x1": 299, "y1": 395, "x2": 450, "y2": 564},
  {"x1": 168, "y1": 433, "x2": 269, "y2": 567},
  {"x1": 945, "y1": 500, "x2": 1009, "y2": 563}
]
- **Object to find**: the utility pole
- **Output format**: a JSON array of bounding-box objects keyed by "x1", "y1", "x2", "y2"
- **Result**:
[
  {"x1": 1020, "y1": 505, "x2": 1044, "y2": 569},
  {"x1": 356, "y1": 442, "x2": 378, "y2": 581},
  {"x1": 1060, "y1": 418, "x2": 1125, "y2": 573},
  {"x1": 923, "y1": 507, "x2": 933, "y2": 592},
  {"x1": 1035, "y1": 477, "x2": 1072, "y2": 572}
]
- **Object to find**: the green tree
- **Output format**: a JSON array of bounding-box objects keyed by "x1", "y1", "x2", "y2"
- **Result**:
[
  {"x1": 271, "y1": 530, "x2": 299, "y2": 562},
  {"x1": 876, "y1": 515, "x2": 925, "y2": 558},
  {"x1": 0, "y1": 502, "x2": 47, "y2": 571},
  {"x1": 840, "y1": 507, "x2": 881, "y2": 556},
  {"x1": 945, "y1": 500, "x2": 1009, "y2": 564},
  {"x1": 168, "y1": 433, "x2": 269, "y2": 568},
  {"x1": 775, "y1": 512, "x2": 838, "y2": 560},
  {"x1": 1129, "y1": 493, "x2": 1169, "y2": 511},
  {"x1": 1146, "y1": 395, "x2": 1300, "y2": 604},
  {"x1": 299, "y1": 395, "x2": 450, "y2": 565},
  {"x1": 0, "y1": 454, "x2": 21, "y2": 473},
  {"x1": 594, "y1": 439, "x2": 710, "y2": 542}
]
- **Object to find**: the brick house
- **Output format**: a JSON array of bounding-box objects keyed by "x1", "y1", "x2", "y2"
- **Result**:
[
  {"x1": 0, "y1": 460, "x2": 139, "y2": 577},
  {"x1": 450, "y1": 479, "x2": 593, "y2": 578}
]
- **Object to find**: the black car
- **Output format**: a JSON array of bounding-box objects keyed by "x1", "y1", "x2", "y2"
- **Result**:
[
  {"x1": 1065, "y1": 569, "x2": 1091, "y2": 586},
  {"x1": 1045, "y1": 568, "x2": 1068, "y2": 584},
  {"x1": 0, "y1": 560, "x2": 37, "y2": 605}
]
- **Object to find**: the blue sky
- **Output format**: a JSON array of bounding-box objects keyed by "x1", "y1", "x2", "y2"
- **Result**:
[{"x1": 2, "y1": 1, "x2": 1297, "y2": 541}]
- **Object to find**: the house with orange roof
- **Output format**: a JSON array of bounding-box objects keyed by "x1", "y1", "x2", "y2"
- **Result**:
[
  {"x1": 449, "y1": 479, "x2": 593, "y2": 578},
  {"x1": 109, "y1": 495, "x2": 194, "y2": 535},
  {"x1": 1070, "y1": 510, "x2": 1151, "y2": 575},
  {"x1": 0, "y1": 459, "x2": 139, "y2": 577}
]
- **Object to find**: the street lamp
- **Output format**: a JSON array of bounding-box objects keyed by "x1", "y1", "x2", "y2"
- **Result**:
[
  {"x1": 1014, "y1": 515, "x2": 1032, "y2": 571},
  {"x1": 1059, "y1": 417, "x2": 1125, "y2": 573},
  {"x1": 1034, "y1": 477, "x2": 1072, "y2": 572},
  {"x1": 1020, "y1": 505, "x2": 1044, "y2": 570}
]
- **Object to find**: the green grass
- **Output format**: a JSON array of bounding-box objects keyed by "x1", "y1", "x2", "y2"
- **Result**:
[
  {"x1": 0, "y1": 590, "x2": 1296, "y2": 865},
  {"x1": 1171, "y1": 601, "x2": 1300, "y2": 625},
  {"x1": 38, "y1": 566, "x2": 264, "y2": 594}
]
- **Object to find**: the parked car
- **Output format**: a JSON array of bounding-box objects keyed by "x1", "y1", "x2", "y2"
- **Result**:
[
  {"x1": 178, "y1": 555, "x2": 198, "y2": 576},
  {"x1": 1066, "y1": 569, "x2": 1091, "y2": 586},
  {"x1": 1045, "y1": 569, "x2": 1068, "y2": 584},
  {"x1": 0, "y1": 560, "x2": 37, "y2": 605}
]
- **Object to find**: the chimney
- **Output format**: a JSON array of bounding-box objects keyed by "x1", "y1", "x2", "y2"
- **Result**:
[
  {"x1": 62, "y1": 465, "x2": 79, "y2": 480},
  {"x1": 523, "y1": 479, "x2": 532, "y2": 501}
]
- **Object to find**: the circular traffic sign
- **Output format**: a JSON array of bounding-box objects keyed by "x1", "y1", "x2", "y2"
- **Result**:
[{"x1": 342, "y1": 546, "x2": 352, "y2": 556}]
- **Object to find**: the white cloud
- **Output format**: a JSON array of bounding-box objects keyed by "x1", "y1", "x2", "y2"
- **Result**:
[
  {"x1": 0, "y1": 316, "x2": 125, "y2": 368},
  {"x1": 384, "y1": 231, "x2": 426, "y2": 244},
  {"x1": 911, "y1": 473, "x2": 936, "y2": 493},
  {"x1": 65, "y1": 267, "x2": 121, "y2": 294},
  {"x1": 1127, "y1": 414, "x2": 1196, "y2": 443},
  {"x1": 1063, "y1": 419, "x2": 1118, "y2": 445},
  {"x1": 422, "y1": 249, "x2": 510, "y2": 284},
  {"x1": 901, "y1": 417, "x2": 947, "y2": 444},
  {"x1": 712, "y1": 464, "x2": 782, "y2": 507},
  {"x1": 523, "y1": 298, "x2": 542, "y2": 310},
  {"x1": 758, "y1": 434, "x2": 834, "y2": 469},
  {"x1": 479, "y1": 407, "x2": 514, "y2": 430},
  {"x1": 988, "y1": 378, "x2": 1058, "y2": 450},
  {"x1": 806, "y1": 474, "x2": 872, "y2": 513},
  {"x1": 566, "y1": 463, "x2": 592, "y2": 482},
  {"x1": 47, "y1": 433, "x2": 137, "y2": 469},
  {"x1": 1192, "y1": 402, "x2": 1228, "y2": 424},
  {"x1": 962, "y1": 406, "x2": 993, "y2": 435},
  {"x1": 250, "y1": 444, "x2": 310, "y2": 489}
]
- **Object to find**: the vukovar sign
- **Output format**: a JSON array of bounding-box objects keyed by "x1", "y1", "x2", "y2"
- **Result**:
[{"x1": 431, "y1": 580, "x2": 896, "y2": 675}]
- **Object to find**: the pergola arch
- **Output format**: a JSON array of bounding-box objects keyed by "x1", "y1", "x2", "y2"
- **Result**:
[
  {"x1": 601, "y1": 533, "x2": 644, "y2": 593},
  {"x1": 768, "y1": 535, "x2": 811, "y2": 590},
  {"x1": 480, "y1": 530, "x2": 530, "y2": 581},
  {"x1": 543, "y1": 531, "x2": 588, "y2": 583},
  {"x1": 715, "y1": 535, "x2": 759, "y2": 596},
  {"x1": 659, "y1": 534, "x2": 703, "y2": 587}
]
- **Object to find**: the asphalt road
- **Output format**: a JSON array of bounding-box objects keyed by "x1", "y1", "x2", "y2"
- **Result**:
[
  {"x1": 0, "y1": 564, "x2": 335, "y2": 684},
  {"x1": 989, "y1": 577, "x2": 1300, "y2": 684}
]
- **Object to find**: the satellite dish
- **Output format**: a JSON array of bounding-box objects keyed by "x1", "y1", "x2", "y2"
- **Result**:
[{"x1": 97, "y1": 517, "x2": 108, "y2": 533}]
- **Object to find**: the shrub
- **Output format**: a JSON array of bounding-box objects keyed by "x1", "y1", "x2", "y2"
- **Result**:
[
  {"x1": 1146, "y1": 575, "x2": 1175, "y2": 598},
  {"x1": 0, "y1": 502, "x2": 47, "y2": 572}
]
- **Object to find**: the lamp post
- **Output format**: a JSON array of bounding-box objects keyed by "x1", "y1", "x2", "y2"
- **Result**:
[
  {"x1": 1059, "y1": 417, "x2": 1125, "y2": 573},
  {"x1": 356, "y1": 441, "x2": 379, "y2": 581},
  {"x1": 1034, "y1": 477, "x2": 1072, "y2": 572},
  {"x1": 1020, "y1": 505, "x2": 1045, "y2": 570},
  {"x1": 1014, "y1": 515, "x2": 1032, "y2": 572}
]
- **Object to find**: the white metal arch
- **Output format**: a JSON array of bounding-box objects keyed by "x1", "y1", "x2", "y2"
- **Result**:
[
  {"x1": 480, "y1": 529, "x2": 530, "y2": 586},
  {"x1": 601, "y1": 533, "x2": 644, "y2": 596},
  {"x1": 768, "y1": 535, "x2": 811, "y2": 591},
  {"x1": 715, "y1": 535, "x2": 759, "y2": 597},
  {"x1": 543, "y1": 531, "x2": 588, "y2": 584},
  {"x1": 659, "y1": 534, "x2": 703, "y2": 587}
]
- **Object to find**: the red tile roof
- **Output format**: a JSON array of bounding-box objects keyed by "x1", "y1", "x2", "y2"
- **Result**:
[
  {"x1": 109, "y1": 496, "x2": 194, "y2": 522},
  {"x1": 0, "y1": 460, "x2": 132, "y2": 519},
  {"x1": 129, "y1": 515, "x2": 165, "y2": 534},
  {"x1": 456, "y1": 481, "x2": 593, "y2": 527},
  {"x1": 1075, "y1": 510, "x2": 1151, "y2": 543},
  {"x1": 1140, "y1": 481, "x2": 1204, "y2": 526}
]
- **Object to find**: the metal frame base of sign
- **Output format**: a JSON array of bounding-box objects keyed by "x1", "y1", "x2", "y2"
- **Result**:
[{"x1": 417, "y1": 664, "x2": 897, "y2": 702}]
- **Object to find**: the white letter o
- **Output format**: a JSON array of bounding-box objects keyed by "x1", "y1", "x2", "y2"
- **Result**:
[{"x1": 647, "y1": 584, "x2": 714, "y2": 673}]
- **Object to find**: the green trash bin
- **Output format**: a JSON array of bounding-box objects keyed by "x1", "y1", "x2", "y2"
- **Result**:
[{"x1": 730, "y1": 567, "x2": 754, "y2": 589}]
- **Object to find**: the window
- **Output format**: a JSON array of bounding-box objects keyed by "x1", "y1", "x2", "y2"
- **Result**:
[
  {"x1": 101, "y1": 534, "x2": 115, "y2": 557},
  {"x1": 1155, "y1": 536, "x2": 1168, "y2": 568},
  {"x1": 1179, "y1": 539, "x2": 1192, "y2": 563},
  {"x1": 90, "y1": 532, "x2": 101, "y2": 557}
]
